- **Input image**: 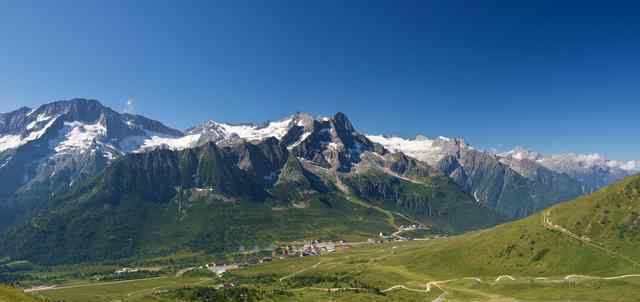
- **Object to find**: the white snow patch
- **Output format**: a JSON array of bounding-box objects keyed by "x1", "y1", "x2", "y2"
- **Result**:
[
  {"x1": 26, "y1": 113, "x2": 55, "y2": 130},
  {"x1": 24, "y1": 116, "x2": 58, "y2": 142},
  {"x1": 0, "y1": 135, "x2": 23, "y2": 152},
  {"x1": 473, "y1": 191, "x2": 480, "y2": 203},
  {"x1": 498, "y1": 147, "x2": 541, "y2": 161},
  {"x1": 217, "y1": 118, "x2": 293, "y2": 141},
  {"x1": 0, "y1": 156, "x2": 12, "y2": 169},
  {"x1": 0, "y1": 116, "x2": 59, "y2": 152},
  {"x1": 288, "y1": 131, "x2": 312, "y2": 150},
  {"x1": 54, "y1": 121, "x2": 107, "y2": 154},
  {"x1": 124, "y1": 132, "x2": 201, "y2": 153},
  {"x1": 367, "y1": 135, "x2": 445, "y2": 165}
]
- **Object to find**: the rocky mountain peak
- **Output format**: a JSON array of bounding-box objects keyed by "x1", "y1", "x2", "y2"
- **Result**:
[
  {"x1": 332, "y1": 112, "x2": 355, "y2": 134},
  {"x1": 36, "y1": 99, "x2": 110, "y2": 122},
  {"x1": 289, "y1": 112, "x2": 315, "y2": 129},
  {"x1": 287, "y1": 112, "x2": 375, "y2": 172}
]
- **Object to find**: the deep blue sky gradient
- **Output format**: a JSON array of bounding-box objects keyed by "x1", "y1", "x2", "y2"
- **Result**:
[{"x1": 1, "y1": 1, "x2": 639, "y2": 159}]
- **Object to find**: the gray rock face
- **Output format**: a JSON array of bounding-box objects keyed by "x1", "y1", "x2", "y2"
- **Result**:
[
  {"x1": 432, "y1": 141, "x2": 584, "y2": 218},
  {"x1": 186, "y1": 120, "x2": 236, "y2": 146},
  {"x1": 0, "y1": 107, "x2": 33, "y2": 134},
  {"x1": 289, "y1": 112, "x2": 376, "y2": 172}
]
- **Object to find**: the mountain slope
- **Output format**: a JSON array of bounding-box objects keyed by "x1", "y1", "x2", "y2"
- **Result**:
[
  {"x1": 369, "y1": 135, "x2": 585, "y2": 218},
  {"x1": 388, "y1": 173, "x2": 640, "y2": 277},
  {"x1": 0, "y1": 141, "x2": 380, "y2": 263}
]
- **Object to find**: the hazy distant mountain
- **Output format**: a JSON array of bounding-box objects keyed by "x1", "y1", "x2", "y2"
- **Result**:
[
  {"x1": 368, "y1": 135, "x2": 584, "y2": 218},
  {"x1": 499, "y1": 147, "x2": 639, "y2": 193}
]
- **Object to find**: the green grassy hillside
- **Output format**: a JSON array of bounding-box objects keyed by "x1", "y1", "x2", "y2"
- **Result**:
[
  {"x1": 390, "y1": 173, "x2": 640, "y2": 277},
  {"x1": 0, "y1": 285, "x2": 38, "y2": 302},
  {"x1": 3, "y1": 189, "x2": 392, "y2": 265}
]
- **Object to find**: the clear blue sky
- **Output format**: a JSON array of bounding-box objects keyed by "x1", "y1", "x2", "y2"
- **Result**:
[{"x1": 1, "y1": 1, "x2": 638, "y2": 159}]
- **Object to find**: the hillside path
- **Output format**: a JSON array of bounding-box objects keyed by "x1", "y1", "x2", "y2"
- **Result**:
[
  {"x1": 542, "y1": 210, "x2": 640, "y2": 267},
  {"x1": 279, "y1": 261, "x2": 324, "y2": 282},
  {"x1": 24, "y1": 276, "x2": 168, "y2": 293}
]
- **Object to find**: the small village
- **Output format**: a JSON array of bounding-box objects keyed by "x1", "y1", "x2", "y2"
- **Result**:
[{"x1": 110, "y1": 224, "x2": 441, "y2": 282}]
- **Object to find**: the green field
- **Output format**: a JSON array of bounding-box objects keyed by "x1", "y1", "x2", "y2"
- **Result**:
[
  {"x1": 30, "y1": 276, "x2": 216, "y2": 302},
  {"x1": 16, "y1": 236, "x2": 640, "y2": 301},
  {"x1": 226, "y1": 238, "x2": 640, "y2": 301}
]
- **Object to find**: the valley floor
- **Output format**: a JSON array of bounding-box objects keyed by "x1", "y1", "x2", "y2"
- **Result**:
[
  {"x1": 23, "y1": 233, "x2": 640, "y2": 302},
  {"x1": 15, "y1": 206, "x2": 640, "y2": 301}
]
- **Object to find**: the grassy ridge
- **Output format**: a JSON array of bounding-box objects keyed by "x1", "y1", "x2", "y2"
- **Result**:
[{"x1": 379, "y1": 174, "x2": 640, "y2": 278}]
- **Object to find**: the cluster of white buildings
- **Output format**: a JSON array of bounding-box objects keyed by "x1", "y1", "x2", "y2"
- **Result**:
[
  {"x1": 398, "y1": 224, "x2": 424, "y2": 231},
  {"x1": 277, "y1": 240, "x2": 346, "y2": 258},
  {"x1": 114, "y1": 267, "x2": 139, "y2": 275}
]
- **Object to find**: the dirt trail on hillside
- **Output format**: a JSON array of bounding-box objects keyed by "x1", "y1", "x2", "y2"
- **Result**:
[
  {"x1": 542, "y1": 210, "x2": 640, "y2": 267},
  {"x1": 24, "y1": 276, "x2": 168, "y2": 293}
]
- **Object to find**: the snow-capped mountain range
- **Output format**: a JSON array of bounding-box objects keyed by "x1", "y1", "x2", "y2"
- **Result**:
[
  {"x1": 0, "y1": 101, "x2": 367, "y2": 209},
  {"x1": 139, "y1": 112, "x2": 315, "y2": 152},
  {"x1": 0, "y1": 99, "x2": 183, "y2": 157},
  {"x1": 0, "y1": 99, "x2": 182, "y2": 211},
  {"x1": 0, "y1": 98, "x2": 637, "y2": 225}
]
